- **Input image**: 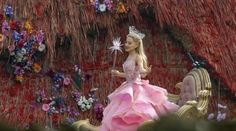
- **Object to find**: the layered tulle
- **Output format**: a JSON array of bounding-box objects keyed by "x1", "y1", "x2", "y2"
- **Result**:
[{"x1": 100, "y1": 80, "x2": 179, "y2": 131}]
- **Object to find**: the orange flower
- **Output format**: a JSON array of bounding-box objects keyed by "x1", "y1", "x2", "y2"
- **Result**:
[
  {"x1": 16, "y1": 75, "x2": 24, "y2": 82},
  {"x1": 24, "y1": 21, "x2": 33, "y2": 33},
  {"x1": 117, "y1": 2, "x2": 126, "y2": 13},
  {"x1": 33, "y1": 63, "x2": 41, "y2": 73},
  {"x1": 0, "y1": 34, "x2": 5, "y2": 42},
  {"x1": 32, "y1": 43, "x2": 38, "y2": 49}
]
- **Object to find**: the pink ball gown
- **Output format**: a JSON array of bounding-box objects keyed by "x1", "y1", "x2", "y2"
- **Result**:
[{"x1": 100, "y1": 58, "x2": 179, "y2": 131}]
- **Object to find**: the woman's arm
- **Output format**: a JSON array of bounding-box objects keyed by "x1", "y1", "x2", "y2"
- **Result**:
[
  {"x1": 111, "y1": 69, "x2": 126, "y2": 78},
  {"x1": 136, "y1": 55, "x2": 151, "y2": 78}
]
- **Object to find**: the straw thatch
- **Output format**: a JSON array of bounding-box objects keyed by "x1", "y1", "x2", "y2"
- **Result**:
[{"x1": 0, "y1": 0, "x2": 235, "y2": 128}]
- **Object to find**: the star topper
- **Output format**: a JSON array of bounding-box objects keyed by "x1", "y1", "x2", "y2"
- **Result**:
[{"x1": 109, "y1": 37, "x2": 122, "y2": 53}]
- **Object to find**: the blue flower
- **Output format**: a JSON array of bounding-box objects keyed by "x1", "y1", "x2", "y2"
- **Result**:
[
  {"x1": 4, "y1": 5, "x2": 13, "y2": 18},
  {"x1": 12, "y1": 31, "x2": 21, "y2": 42}
]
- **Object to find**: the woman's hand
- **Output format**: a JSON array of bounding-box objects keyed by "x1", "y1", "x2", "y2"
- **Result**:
[
  {"x1": 146, "y1": 65, "x2": 152, "y2": 74},
  {"x1": 111, "y1": 69, "x2": 120, "y2": 76}
]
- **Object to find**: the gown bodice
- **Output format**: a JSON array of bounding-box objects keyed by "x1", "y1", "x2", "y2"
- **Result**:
[{"x1": 122, "y1": 58, "x2": 141, "y2": 82}]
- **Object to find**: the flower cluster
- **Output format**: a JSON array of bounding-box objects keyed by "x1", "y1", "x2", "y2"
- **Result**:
[
  {"x1": 92, "y1": 0, "x2": 128, "y2": 14},
  {"x1": 94, "y1": 103, "x2": 104, "y2": 121},
  {"x1": 47, "y1": 70, "x2": 71, "y2": 92},
  {"x1": 0, "y1": 5, "x2": 46, "y2": 82},
  {"x1": 93, "y1": 0, "x2": 112, "y2": 13},
  {"x1": 72, "y1": 88, "x2": 98, "y2": 112},
  {"x1": 208, "y1": 103, "x2": 227, "y2": 121},
  {"x1": 41, "y1": 97, "x2": 66, "y2": 114},
  {"x1": 77, "y1": 95, "x2": 94, "y2": 112},
  {"x1": 116, "y1": 1, "x2": 128, "y2": 14},
  {"x1": 35, "y1": 90, "x2": 78, "y2": 116}
]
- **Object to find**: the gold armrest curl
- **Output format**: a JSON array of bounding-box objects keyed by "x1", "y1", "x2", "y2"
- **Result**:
[
  {"x1": 167, "y1": 82, "x2": 182, "y2": 103},
  {"x1": 73, "y1": 119, "x2": 99, "y2": 131},
  {"x1": 175, "y1": 82, "x2": 183, "y2": 89},
  {"x1": 167, "y1": 93, "x2": 180, "y2": 103},
  {"x1": 176, "y1": 100, "x2": 198, "y2": 119},
  {"x1": 196, "y1": 90, "x2": 211, "y2": 116}
]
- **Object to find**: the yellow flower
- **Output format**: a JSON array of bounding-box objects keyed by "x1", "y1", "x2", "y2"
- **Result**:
[
  {"x1": 16, "y1": 75, "x2": 24, "y2": 82},
  {"x1": 33, "y1": 63, "x2": 41, "y2": 73},
  {"x1": 24, "y1": 21, "x2": 33, "y2": 33},
  {"x1": 0, "y1": 34, "x2": 5, "y2": 42},
  {"x1": 117, "y1": 2, "x2": 126, "y2": 13}
]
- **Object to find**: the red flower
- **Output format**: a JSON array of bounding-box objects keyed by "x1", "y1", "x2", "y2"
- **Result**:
[
  {"x1": 34, "y1": 2, "x2": 43, "y2": 17},
  {"x1": 10, "y1": 21, "x2": 21, "y2": 32},
  {"x1": 52, "y1": 114, "x2": 59, "y2": 122}
]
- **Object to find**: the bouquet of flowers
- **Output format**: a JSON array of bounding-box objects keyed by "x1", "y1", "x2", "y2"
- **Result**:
[{"x1": 0, "y1": 5, "x2": 46, "y2": 82}]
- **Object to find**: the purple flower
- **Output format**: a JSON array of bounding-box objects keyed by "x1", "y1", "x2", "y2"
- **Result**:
[
  {"x1": 2, "y1": 20, "x2": 10, "y2": 35},
  {"x1": 207, "y1": 113, "x2": 214, "y2": 120},
  {"x1": 21, "y1": 31, "x2": 28, "y2": 40},
  {"x1": 94, "y1": 103, "x2": 104, "y2": 121},
  {"x1": 14, "y1": 66, "x2": 25, "y2": 75},
  {"x1": 64, "y1": 117, "x2": 76, "y2": 124},
  {"x1": 94, "y1": 103, "x2": 104, "y2": 113},
  {"x1": 72, "y1": 91, "x2": 81, "y2": 98},
  {"x1": 104, "y1": 0, "x2": 112, "y2": 10},
  {"x1": 35, "y1": 30, "x2": 44, "y2": 43},
  {"x1": 216, "y1": 112, "x2": 227, "y2": 121},
  {"x1": 84, "y1": 74, "x2": 92, "y2": 81},
  {"x1": 63, "y1": 77, "x2": 70, "y2": 86}
]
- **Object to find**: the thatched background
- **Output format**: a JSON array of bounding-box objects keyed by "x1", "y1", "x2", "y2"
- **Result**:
[{"x1": 0, "y1": 0, "x2": 235, "y2": 129}]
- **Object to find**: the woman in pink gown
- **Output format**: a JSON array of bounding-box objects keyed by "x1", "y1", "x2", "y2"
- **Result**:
[{"x1": 99, "y1": 26, "x2": 179, "y2": 131}]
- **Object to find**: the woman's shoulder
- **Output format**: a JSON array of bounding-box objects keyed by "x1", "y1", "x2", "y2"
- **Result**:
[{"x1": 135, "y1": 54, "x2": 142, "y2": 62}]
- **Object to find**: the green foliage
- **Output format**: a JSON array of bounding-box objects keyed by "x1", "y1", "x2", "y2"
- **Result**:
[{"x1": 74, "y1": 73, "x2": 82, "y2": 89}]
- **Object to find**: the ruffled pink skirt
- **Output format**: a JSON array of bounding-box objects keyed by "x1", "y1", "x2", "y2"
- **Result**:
[{"x1": 100, "y1": 80, "x2": 179, "y2": 131}]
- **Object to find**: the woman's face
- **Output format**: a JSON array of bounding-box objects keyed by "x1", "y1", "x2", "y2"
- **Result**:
[{"x1": 124, "y1": 36, "x2": 138, "y2": 52}]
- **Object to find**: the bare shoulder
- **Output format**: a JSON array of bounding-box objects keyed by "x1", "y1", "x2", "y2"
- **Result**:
[{"x1": 135, "y1": 54, "x2": 143, "y2": 64}]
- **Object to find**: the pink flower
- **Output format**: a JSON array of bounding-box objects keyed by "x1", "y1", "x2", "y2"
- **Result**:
[
  {"x1": 42, "y1": 104, "x2": 50, "y2": 111},
  {"x1": 63, "y1": 77, "x2": 70, "y2": 86},
  {"x1": 8, "y1": 45, "x2": 15, "y2": 52}
]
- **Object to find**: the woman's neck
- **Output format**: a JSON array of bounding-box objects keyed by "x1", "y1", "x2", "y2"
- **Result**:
[{"x1": 128, "y1": 50, "x2": 136, "y2": 57}]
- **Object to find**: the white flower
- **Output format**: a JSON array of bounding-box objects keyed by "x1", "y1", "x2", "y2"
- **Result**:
[
  {"x1": 217, "y1": 104, "x2": 227, "y2": 109},
  {"x1": 86, "y1": 104, "x2": 92, "y2": 109},
  {"x1": 88, "y1": 98, "x2": 94, "y2": 103},
  {"x1": 81, "y1": 104, "x2": 86, "y2": 109},
  {"x1": 17, "y1": 51, "x2": 24, "y2": 58},
  {"x1": 207, "y1": 113, "x2": 215, "y2": 120},
  {"x1": 16, "y1": 57, "x2": 23, "y2": 62},
  {"x1": 99, "y1": 4, "x2": 106, "y2": 12},
  {"x1": 109, "y1": 37, "x2": 122, "y2": 53},
  {"x1": 38, "y1": 44, "x2": 45, "y2": 52},
  {"x1": 21, "y1": 48, "x2": 26, "y2": 55},
  {"x1": 77, "y1": 100, "x2": 83, "y2": 106},
  {"x1": 221, "y1": 113, "x2": 226, "y2": 120}
]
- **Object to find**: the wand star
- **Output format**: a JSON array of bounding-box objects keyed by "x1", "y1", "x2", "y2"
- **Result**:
[{"x1": 109, "y1": 37, "x2": 122, "y2": 53}]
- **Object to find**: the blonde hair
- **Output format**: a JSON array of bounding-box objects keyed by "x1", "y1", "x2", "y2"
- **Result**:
[{"x1": 127, "y1": 34, "x2": 148, "y2": 69}]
